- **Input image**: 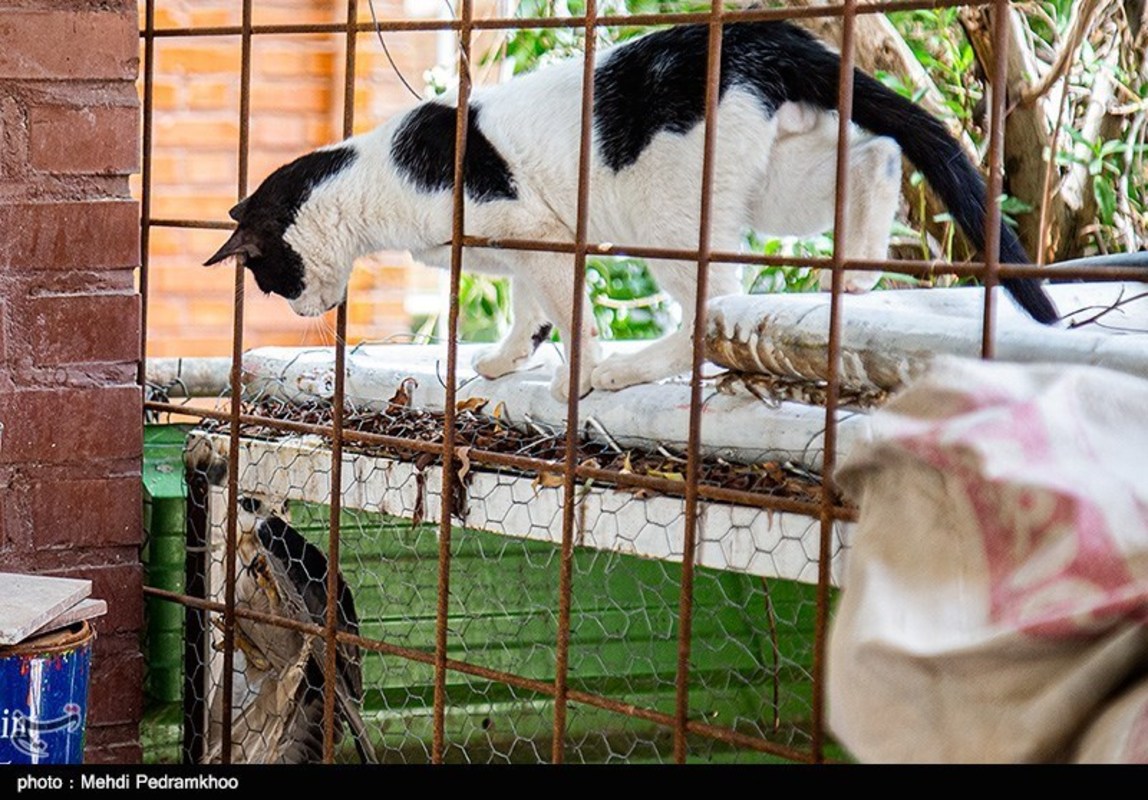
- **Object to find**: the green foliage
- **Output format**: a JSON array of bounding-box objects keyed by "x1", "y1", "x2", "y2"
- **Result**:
[
  {"x1": 886, "y1": 8, "x2": 981, "y2": 125},
  {"x1": 447, "y1": 261, "x2": 673, "y2": 343},
  {"x1": 485, "y1": 0, "x2": 730, "y2": 78},
  {"x1": 742, "y1": 231, "x2": 830, "y2": 294},
  {"x1": 888, "y1": 3, "x2": 1148, "y2": 259},
  {"x1": 586, "y1": 257, "x2": 674, "y2": 340},
  {"x1": 457, "y1": 273, "x2": 511, "y2": 342}
]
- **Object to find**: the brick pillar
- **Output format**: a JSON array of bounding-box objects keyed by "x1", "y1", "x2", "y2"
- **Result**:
[{"x1": 0, "y1": 3, "x2": 143, "y2": 763}]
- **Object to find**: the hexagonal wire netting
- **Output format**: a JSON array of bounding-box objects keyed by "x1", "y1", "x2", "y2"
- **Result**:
[
  {"x1": 136, "y1": 0, "x2": 1124, "y2": 765},
  {"x1": 160, "y1": 362, "x2": 839, "y2": 763}
]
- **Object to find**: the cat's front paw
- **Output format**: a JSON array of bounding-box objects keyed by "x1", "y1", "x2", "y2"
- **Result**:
[
  {"x1": 472, "y1": 345, "x2": 531, "y2": 380},
  {"x1": 590, "y1": 356, "x2": 645, "y2": 392},
  {"x1": 550, "y1": 365, "x2": 593, "y2": 403}
]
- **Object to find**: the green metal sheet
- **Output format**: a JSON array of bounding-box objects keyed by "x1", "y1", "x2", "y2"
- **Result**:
[{"x1": 140, "y1": 436, "x2": 832, "y2": 763}]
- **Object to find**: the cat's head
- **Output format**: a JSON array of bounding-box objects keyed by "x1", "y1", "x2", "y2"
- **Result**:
[{"x1": 204, "y1": 146, "x2": 359, "y2": 316}]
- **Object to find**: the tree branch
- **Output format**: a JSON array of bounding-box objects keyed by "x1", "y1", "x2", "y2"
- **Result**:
[{"x1": 1022, "y1": 0, "x2": 1113, "y2": 105}]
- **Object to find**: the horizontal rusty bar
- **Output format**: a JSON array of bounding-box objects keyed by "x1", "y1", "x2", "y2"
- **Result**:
[
  {"x1": 842, "y1": 259, "x2": 1148, "y2": 283},
  {"x1": 142, "y1": 218, "x2": 1145, "y2": 283},
  {"x1": 145, "y1": 1, "x2": 1003, "y2": 39},
  {"x1": 682, "y1": 718, "x2": 815, "y2": 762},
  {"x1": 149, "y1": 399, "x2": 855, "y2": 521},
  {"x1": 460, "y1": 236, "x2": 1148, "y2": 282}
]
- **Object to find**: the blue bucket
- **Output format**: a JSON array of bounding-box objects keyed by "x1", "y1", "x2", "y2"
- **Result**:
[{"x1": 0, "y1": 622, "x2": 94, "y2": 764}]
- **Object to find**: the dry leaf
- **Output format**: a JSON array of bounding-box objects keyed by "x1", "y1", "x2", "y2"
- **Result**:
[
  {"x1": 456, "y1": 446, "x2": 472, "y2": 482},
  {"x1": 456, "y1": 396, "x2": 489, "y2": 414},
  {"x1": 387, "y1": 377, "x2": 418, "y2": 410},
  {"x1": 533, "y1": 470, "x2": 565, "y2": 490},
  {"x1": 647, "y1": 469, "x2": 684, "y2": 481}
]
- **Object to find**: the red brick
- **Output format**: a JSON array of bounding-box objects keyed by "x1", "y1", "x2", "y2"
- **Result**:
[
  {"x1": 0, "y1": 201, "x2": 139, "y2": 272},
  {"x1": 0, "y1": 485, "x2": 7, "y2": 552},
  {"x1": 251, "y1": 81, "x2": 331, "y2": 113},
  {"x1": 185, "y1": 79, "x2": 232, "y2": 110},
  {"x1": 150, "y1": 190, "x2": 234, "y2": 221},
  {"x1": 83, "y1": 728, "x2": 143, "y2": 766},
  {"x1": 149, "y1": 81, "x2": 178, "y2": 111},
  {"x1": 145, "y1": 336, "x2": 231, "y2": 358},
  {"x1": 74, "y1": 562, "x2": 145, "y2": 635},
  {"x1": 87, "y1": 642, "x2": 144, "y2": 726},
  {"x1": 190, "y1": 7, "x2": 242, "y2": 28},
  {"x1": 0, "y1": 385, "x2": 141, "y2": 465},
  {"x1": 251, "y1": 115, "x2": 308, "y2": 149},
  {"x1": 32, "y1": 293, "x2": 140, "y2": 365},
  {"x1": 143, "y1": 7, "x2": 187, "y2": 30},
  {"x1": 32, "y1": 476, "x2": 141, "y2": 549},
  {"x1": 29, "y1": 104, "x2": 139, "y2": 175},
  {"x1": 156, "y1": 43, "x2": 243, "y2": 76},
  {"x1": 255, "y1": 46, "x2": 335, "y2": 79},
  {"x1": 154, "y1": 116, "x2": 239, "y2": 148},
  {"x1": 0, "y1": 297, "x2": 7, "y2": 360},
  {"x1": 0, "y1": 11, "x2": 137, "y2": 81}
]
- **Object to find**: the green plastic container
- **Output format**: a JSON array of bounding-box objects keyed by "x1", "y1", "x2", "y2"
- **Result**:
[{"x1": 142, "y1": 424, "x2": 193, "y2": 705}]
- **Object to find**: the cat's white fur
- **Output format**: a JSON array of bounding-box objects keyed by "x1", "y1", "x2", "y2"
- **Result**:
[{"x1": 283, "y1": 51, "x2": 902, "y2": 400}]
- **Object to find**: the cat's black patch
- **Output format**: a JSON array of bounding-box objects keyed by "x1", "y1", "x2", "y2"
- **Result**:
[
  {"x1": 593, "y1": 23, "x2": 840, "y2": 172},
  {"x1": 530, "y1": 323, "x2": 553, "y2": 351},
  {"x1": 391, "y1": 103, "x2": 518, "y2": 202},
  {"x1": 224, "y1": 147, "x2": 358, "y2": 299}
]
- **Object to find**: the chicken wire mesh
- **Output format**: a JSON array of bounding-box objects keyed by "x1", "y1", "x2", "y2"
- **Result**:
[
  {"x1": 134, "y1": 0, "x2": 1140, "y2": 766},
  {"x1": 158, "y1": 355, "x2": 843, "y2": 764}
]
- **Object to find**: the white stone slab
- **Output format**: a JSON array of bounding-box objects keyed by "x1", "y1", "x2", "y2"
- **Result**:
[
  {"x1": 0, "y1": 573, "x2": 92, "y2": 646},
  {"x1": 27, "y1": 598, "x2": 107, "y2": 639}
]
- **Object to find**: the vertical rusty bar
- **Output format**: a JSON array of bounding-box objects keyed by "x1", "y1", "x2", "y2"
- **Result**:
[
  {"x1": 551, "y1": 0, "x2": 598, "y2": 765},
  {"x1": 672, "y1": 0, "x2": 724, "y2": 765},
  {"x1": 218, "y1": 0, "x2": 255, "y2": 765},
  {"x1": 321, "y1": 0, "x2": 359, "y2": 764},
  {"x1": 138, "y1": 0, "x2": 155, "y2": 387},
  {"x1": 981, "y1": 0, "x2": 1011, "y2": 360},
  {"x1": 811, "y1": 0, "x2": 857, "y2": 764},
  {"x1": 433, "y1": 0, "x2": 474, "y2": 764}
]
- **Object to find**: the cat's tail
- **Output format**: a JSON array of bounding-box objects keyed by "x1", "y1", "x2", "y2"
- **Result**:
[{"x1": 772, "y1": 24, "x2": 1059, "y2": 325}]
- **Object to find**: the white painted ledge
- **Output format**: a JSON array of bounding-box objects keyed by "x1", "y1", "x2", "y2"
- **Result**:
[
  {"x1": 707, "y1": 282, "x2": 1148, "y2": 391},
  {"x1": 191, "y1": 432, "x2": 846, "y2": 585},
  {"x1": 243, "y1": 341, "x2": 871, "y2": 471}
]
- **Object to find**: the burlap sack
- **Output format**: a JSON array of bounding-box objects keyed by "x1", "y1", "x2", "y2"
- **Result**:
[{"x1": 828, "y1": 357, "x2": 1148, "y2": 763}]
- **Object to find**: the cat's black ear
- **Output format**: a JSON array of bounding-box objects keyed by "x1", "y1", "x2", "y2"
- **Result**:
[
  {"x1": 228, "y1": 197, "x2": 250, "y2": 222},
  {"x1": 204, "y1": 227, "x2": 262, "y2": 266}
]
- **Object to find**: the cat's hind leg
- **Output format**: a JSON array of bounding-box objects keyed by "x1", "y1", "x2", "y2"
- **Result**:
[
  {"x1": 472, "y1": 278, "x2": 554, "y2": 380},
  {"x1": 755, "y1": 116, "x2": 902, "y2": 291},
  {"x1": 820, "y1": 132, "x2": 902, "y2": 291}
]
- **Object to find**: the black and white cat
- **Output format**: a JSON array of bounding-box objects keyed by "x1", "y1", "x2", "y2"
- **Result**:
[{"x1": 206, "y1": 20, "x2": 1059, "y2": 400}]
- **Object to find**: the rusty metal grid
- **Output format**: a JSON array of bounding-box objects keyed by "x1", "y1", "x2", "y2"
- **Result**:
[{"x1": 136, "y1": 0, "x2": 1111, "y2": 765}]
